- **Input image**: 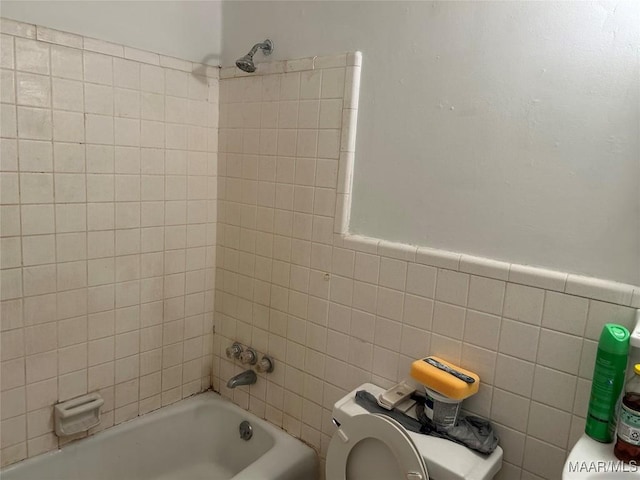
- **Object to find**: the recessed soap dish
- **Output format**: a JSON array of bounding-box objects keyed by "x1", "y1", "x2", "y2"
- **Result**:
[{"x1": 54, "y1": 392, "x2": 104, "y2": 437}]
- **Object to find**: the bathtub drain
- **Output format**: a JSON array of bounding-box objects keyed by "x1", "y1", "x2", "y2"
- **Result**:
[{"x1": 239, "y1": 420, "x2": 253, "y2": 441}]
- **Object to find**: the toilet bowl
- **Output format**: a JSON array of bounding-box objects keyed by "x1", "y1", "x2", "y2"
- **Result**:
[{"x1": 327, "y1": 383, "x2": 503, "y2": 480}]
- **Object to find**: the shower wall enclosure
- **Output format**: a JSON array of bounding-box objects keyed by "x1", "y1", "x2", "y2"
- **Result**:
[{"x1": 0, "y1": 18, "x2": 218, "y2": 466}]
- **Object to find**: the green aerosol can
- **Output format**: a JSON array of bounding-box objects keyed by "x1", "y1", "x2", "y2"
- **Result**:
[{"x1": 586, "y1": 324, "x2": 630, "y2": 442}]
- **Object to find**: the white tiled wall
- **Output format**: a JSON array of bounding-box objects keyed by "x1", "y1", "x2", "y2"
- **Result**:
[
  {"x1": 0, "y1": 18, "x2": 218, "y2": 467},
  {"x1": 215, "y1": 53, "x2": 640, "y2": 480}
]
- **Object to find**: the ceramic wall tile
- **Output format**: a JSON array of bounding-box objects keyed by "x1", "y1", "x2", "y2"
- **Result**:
[
  {"x1": 215, "y1": 48, "x2": 640, "y2": 480},
  {"x1": 0, "y1": 18, "x2": 217, "y2": 464}
]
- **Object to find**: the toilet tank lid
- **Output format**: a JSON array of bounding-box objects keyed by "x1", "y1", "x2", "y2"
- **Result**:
[{"x1": 332, "y1": 383, "x2": 503, "y2": 480}]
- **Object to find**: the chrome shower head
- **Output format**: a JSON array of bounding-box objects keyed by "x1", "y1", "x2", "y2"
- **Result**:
[
  {"x1": 236, "y1": 54, "x2": 256, "y2": 73},
  {"x1": 235, "y1": 39, "x2": 273, "y2": 73}
]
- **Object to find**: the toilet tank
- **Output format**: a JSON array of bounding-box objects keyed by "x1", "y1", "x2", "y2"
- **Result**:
[{"x1": 332, "y1": 383, "x2": 503, "y2": 480}]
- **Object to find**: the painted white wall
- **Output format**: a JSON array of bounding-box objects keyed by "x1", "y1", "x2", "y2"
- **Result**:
[
  {"x1": 222, "y1": 1, "x2": 640, "y2": 285},
  {"x1": 1, "y1": 1, "x2": 221, "y2": 64}
]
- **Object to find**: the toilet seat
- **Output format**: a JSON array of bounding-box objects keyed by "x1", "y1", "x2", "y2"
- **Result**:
[{"x1": 326, "y1": 413, "x2": 429, "y2": 480}]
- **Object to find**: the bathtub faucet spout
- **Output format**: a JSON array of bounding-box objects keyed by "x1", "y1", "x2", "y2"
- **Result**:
[{"x1": 227, "y1": 369, "x2": 257, "y2": 388}]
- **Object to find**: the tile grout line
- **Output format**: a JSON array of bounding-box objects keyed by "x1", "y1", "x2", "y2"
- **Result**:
[{"x1": 14, "y1": 33, "x2": 29, "y2": 457}]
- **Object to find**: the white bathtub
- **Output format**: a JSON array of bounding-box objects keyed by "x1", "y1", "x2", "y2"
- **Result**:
[{"x1": 1, "y1": 392, "x2": 318, "y2": 480}]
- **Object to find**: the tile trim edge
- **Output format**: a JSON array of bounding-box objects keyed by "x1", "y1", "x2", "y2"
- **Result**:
[
  {"x1": 335, "y1": 233, "x2": 638, "y2": 307},
  {"x1": 219, "y1": 51, "x2": 361, "y2": 79},
  {"x1": 0, "y1": 16, "x2": 220, "y2": 78}
]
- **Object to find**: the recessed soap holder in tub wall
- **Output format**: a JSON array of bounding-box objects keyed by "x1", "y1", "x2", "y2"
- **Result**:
[{"x1": 54, "y1": 392, "x2": 104, "y2": 437}]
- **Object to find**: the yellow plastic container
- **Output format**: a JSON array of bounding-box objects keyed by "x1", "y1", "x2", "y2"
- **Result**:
[{"x1": 410, "y1": 356, "x2": 480, "y2": 400}]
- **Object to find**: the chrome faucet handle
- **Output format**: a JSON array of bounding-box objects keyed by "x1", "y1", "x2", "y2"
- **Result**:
[
  {"x1": 256, "y1": 355, "x2": 274, "y2": 373},
  {"x1": 240, "y1": 348, "x2": 257, "y2": 365},
  {"x1": 226, "y1": 342, "x2": 243, "y2": 360}
]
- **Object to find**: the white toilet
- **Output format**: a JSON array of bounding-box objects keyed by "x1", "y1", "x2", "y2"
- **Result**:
[{"x1": 326, "y1": 383, "x2": 503, "y2": 480}]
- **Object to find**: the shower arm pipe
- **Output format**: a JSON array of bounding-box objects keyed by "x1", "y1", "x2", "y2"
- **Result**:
[{"x1": 246, "y1": 40, "x2": 272, "y2": 58}]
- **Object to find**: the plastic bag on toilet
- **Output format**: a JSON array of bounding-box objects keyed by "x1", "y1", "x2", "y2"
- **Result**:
[{"x1": 355, "y1": 390, "x2": 499, "y2": 455}]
